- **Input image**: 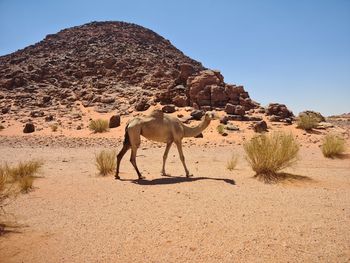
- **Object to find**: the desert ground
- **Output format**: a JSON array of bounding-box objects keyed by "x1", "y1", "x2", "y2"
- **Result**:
[{"x1": 0, "y1": 109, "x2": 350, "y2": 263}]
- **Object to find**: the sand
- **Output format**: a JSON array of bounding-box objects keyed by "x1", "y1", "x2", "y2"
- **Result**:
[
  {"x1": 0, "y1": 138, "x2": 349, "y2": 262},
  {"x1": 1, "y1": 106, "x2": 350, "y2": 262}
]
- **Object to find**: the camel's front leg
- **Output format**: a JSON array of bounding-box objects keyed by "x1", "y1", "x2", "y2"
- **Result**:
[
  {"x1": 161, "y1": 141, "x2": 172, "y2": 176},
  {"x1": 175, "y1": 141, "x2": 192, "y2": 177}
]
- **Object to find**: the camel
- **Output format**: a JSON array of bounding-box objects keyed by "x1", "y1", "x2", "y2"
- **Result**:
[{"x1": 115, "y1": 109, "x2": 215, "y2": 180}]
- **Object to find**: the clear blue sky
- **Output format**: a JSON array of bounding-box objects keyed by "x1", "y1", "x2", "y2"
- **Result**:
[{"x1": 1, "y1": 0, "x2": 349, "y2": 116}]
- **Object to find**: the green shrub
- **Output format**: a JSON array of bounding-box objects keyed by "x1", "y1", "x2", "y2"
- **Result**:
[
  {"x1": 321, "y1": 134, "x2": 346, "y2": 158},
  {"x1": 89, "y1": 119, "x2": 109, "y2": 133},
  {"x1": 226, "y1": 153, "x2": 238, "y2": 171},
  {"x1": 297, "y1": 114, "x2": 318, "y2": 131},
  {"x1": 216, "y1": 124, "x2": 225, "y2": 135},
  {"x1": 95, "y1": 150, "x2": 116, "y2": 176},
  {"x1": 244, "y1": 132, "x2": 299, "y2": 181}
]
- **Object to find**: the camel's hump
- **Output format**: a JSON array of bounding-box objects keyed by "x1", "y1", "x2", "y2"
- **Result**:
[{"x1": 149, "y1": 109, "x2": 164, "y2": 118}]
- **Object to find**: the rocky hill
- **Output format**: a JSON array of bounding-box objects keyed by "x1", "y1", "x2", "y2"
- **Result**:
[{"x1": 0, "y1": 21, "x2": 258, "y2": 129}]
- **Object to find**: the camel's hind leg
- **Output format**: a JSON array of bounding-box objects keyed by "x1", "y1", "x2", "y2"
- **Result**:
[
  {"x1": 130, "y1": 146, "x2": 145, "y2": 180},
  {"x1": 115, "y1": 144, "x2": 130, "y2": 179},
  {"x1": 175, "y1": 140, "x2": 192, "y2": 177},
  {"x1": 161, "y1": 141, "x2": 173, "y2": 176}
]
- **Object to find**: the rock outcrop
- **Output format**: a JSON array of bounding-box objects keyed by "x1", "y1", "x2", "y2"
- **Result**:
[{"x1": 0, "y1": 21, "x2": 258, "y2": 128}]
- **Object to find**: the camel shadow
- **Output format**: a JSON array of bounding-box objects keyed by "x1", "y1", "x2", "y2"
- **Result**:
[{"x1": 120, "y1": 174, "x2": 235, "y2": 186}]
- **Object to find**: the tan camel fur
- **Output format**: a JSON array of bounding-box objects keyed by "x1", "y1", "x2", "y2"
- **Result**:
[{"x1": 115, "y1": 110, "x2": 214, "y2": 180}]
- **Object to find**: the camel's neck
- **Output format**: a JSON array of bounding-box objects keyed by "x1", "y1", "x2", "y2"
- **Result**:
[{"x1": 182, "y1": 118, "x2": 211, "y2": 138}]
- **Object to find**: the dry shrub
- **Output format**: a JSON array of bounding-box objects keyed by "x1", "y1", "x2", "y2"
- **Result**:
[
  {"x1": 1, "y1": 160, "x2": 43, "y2": 233},
  {"x1": 6, "y1": 160, "x2": 43, "y2": 192},
  {"x1": 216, "y1": 124, "x2": 225, "y2": 135},
  {"x1": 0, "y1": 124, "x2": 4, "y2": 131},
  {"x1": 50, "y1": 124, "x2": 58, "y2": 132},
  {"x1": 226, "y1": 153, "x2": 238, "y2": 171},
  {"x1": 95, "y1": 150, "x2": 116, "y2": 176},
  {"x1": 321, "y1": 133, "x2": 346, "y2": 158},
  {"x1": 89, "y1": 119, "x2": 109, "y2": 133},
  {"x1": 297, "y1": 114, "x2": 318, "y2": 131},
  {"x1": 244, "y1": 132, "x2": 299, "y2": 181}
]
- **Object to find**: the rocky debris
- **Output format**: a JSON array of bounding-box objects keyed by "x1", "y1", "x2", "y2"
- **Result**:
[
  {"x1": 225, "y1": 103, "x2": 245, "y2": 116},
  {"x1": 227, "y1": 115, "x2": 244, "y2": 121},
  {"x1": 190, "y1": 110, "x2": 204, "y2": 120},
  {"x1": 162, "y1": 104, "x2": 176, "y2": 113},
  {"x1": 266, "y1": 103, "x2": 294, "y2": 121},
  {"x1": 23, "y1": 122, "x2": 35, "y2": 133},
  {"x1": 299, "y1": 110, "x2": 325, "y2": 122},
  {"x1": 316, "y1": 122, "x2": 334, "y2": 129},
  {"x1": 0, "y1": 21, "x2": 204, "y2": 125},
  {"x1": 45, "y1": 114, "x2": 54, "y2": 122},
  {"x1": 109, "y1": 114, "x2": 121, "y2": 128},
  {"x1": 226, "y1": 123, "x2": 239, "y2": 131},
  {"x1": 1, "y1": 107, "x2": 10, "y2": 114},
  {"x1": 0, "y1": 21, "x2": 263, "y2": 131},
  {"x1": 220, "y1": 115, "x2": 229, "y2": 125},
  {"x1": 135, "y1": 97, "x2": 150, "y2": 111},
  {"x1": 253, "y1": 120, "x2": 268, "y2": 133}
]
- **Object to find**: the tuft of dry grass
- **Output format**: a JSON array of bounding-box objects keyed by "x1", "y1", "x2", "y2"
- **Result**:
[
  {"x1": 50, "y1": 124, "x2": 58, "y2": 132},
  {"x1": 1, "y1": 160, "x2": 43, "y2": 234},
  {"x1": 216, "y1": 124, "x2": 225, "y2": 135},
  {"x1": 89, "y1": 119, "x2": 109, "y2": 133},
  {"x1": 226, "y1": 153, "x2": 238, "y2": 171},
  {"x1": 0, "y1": 124, "x2": 4, "y2": 131},
  {"x1": 321, "y1": 133, "x2": 346, "y2": 158},
  {"x1": 244, "y1": 132, "x2": 299, "y2": 182},
  {"x1": 297, "y1": 114, "x2": 318, "y2": 131},
  {"x1": 95, "y1": 150, "x2": 116, "y2": 176},
  {"x1": 6, "y1": 160, "x2": 43, "y2": 192}
]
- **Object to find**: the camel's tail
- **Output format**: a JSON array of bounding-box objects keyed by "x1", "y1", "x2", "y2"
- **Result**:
[{"x1": 123, "y1": 124, "x2": 131, "y2": 146}]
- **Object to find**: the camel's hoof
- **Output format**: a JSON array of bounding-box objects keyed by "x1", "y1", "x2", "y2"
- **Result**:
[
  {"x1": 161, "y1": 172, "x2": 169, "y2": 177},
  {"x1": 186, "y1": 174, "x2": 193, "y2": 178},
  {"x1": 138, "y1": 175, "x2": 146, "y2": 180},
  {"x1": 115, "y1": 175, "x2": 120, "y2": 180}
]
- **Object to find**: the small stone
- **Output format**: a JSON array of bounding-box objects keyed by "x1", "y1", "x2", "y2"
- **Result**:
[
  {"x1": 162, "y1": 104, "x2": 176, "y2": 113},
  {"x1": 190, "y1": 110, "x2": 204, "y2": 120},
  {"x1": 109, "y1": 115, "x2": 121, "y2": 128},
  {"x1": 23, "y1": 122, "x2": 35, "y2": 133}
]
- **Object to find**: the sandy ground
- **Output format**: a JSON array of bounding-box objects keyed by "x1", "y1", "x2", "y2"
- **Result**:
[{"x1": 0, "y1": 140, "x2": 349, "y2": 262}]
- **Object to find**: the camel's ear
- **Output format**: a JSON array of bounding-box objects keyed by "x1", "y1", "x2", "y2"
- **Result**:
[{"x1": 210, "y1": 110, "x2": 217, "y2": 119}]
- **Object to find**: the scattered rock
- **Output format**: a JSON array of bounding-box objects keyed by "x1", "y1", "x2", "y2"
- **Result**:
[
  {"x1": 23, "y1": 122, "x2": 35, "y2": 133},
  {"x1": 253, "y1": 120, "x2": 268, "y2": 133},
  {"x1": 269, "y1": 115, "x2": 281, "y2": 122},
  {"x1": 316, "y1": 122, "x2": 334, "y2": 129},
  {"x1": 266, "y1": 103, "x2": 294, "y2": 120},
  {"x1": 226, "y1": 124, "x2": 239, "y2": 131},
  {"x1": 135, "y1": 97, "x2": 150, "y2": 111},
  {"x1": 30, "y1": 110, "x2": 45, "y2": 118},
  {"x1": 109, "y1": 115, "x2": 121, "y2": 128},
  {"x1": 45, "y1": 115, "x2": 54, "y2": 122},
  {"x1": 220, "y1": 115, "x2": 229, "y2": 124},
  {"x1": 299, "y1": 110, "x2": 325, "y2": 122},
  {"x1": 162, "y1": 104, "x2": 176, "y2": 113},
  {"x1": 190, "y1": 110, "x2": 204, "y2": 120}
]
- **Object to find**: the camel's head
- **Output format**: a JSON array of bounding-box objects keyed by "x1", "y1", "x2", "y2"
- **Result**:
[{"x1": 204, "y1": 111, "x2": 217, "y2": 121}]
